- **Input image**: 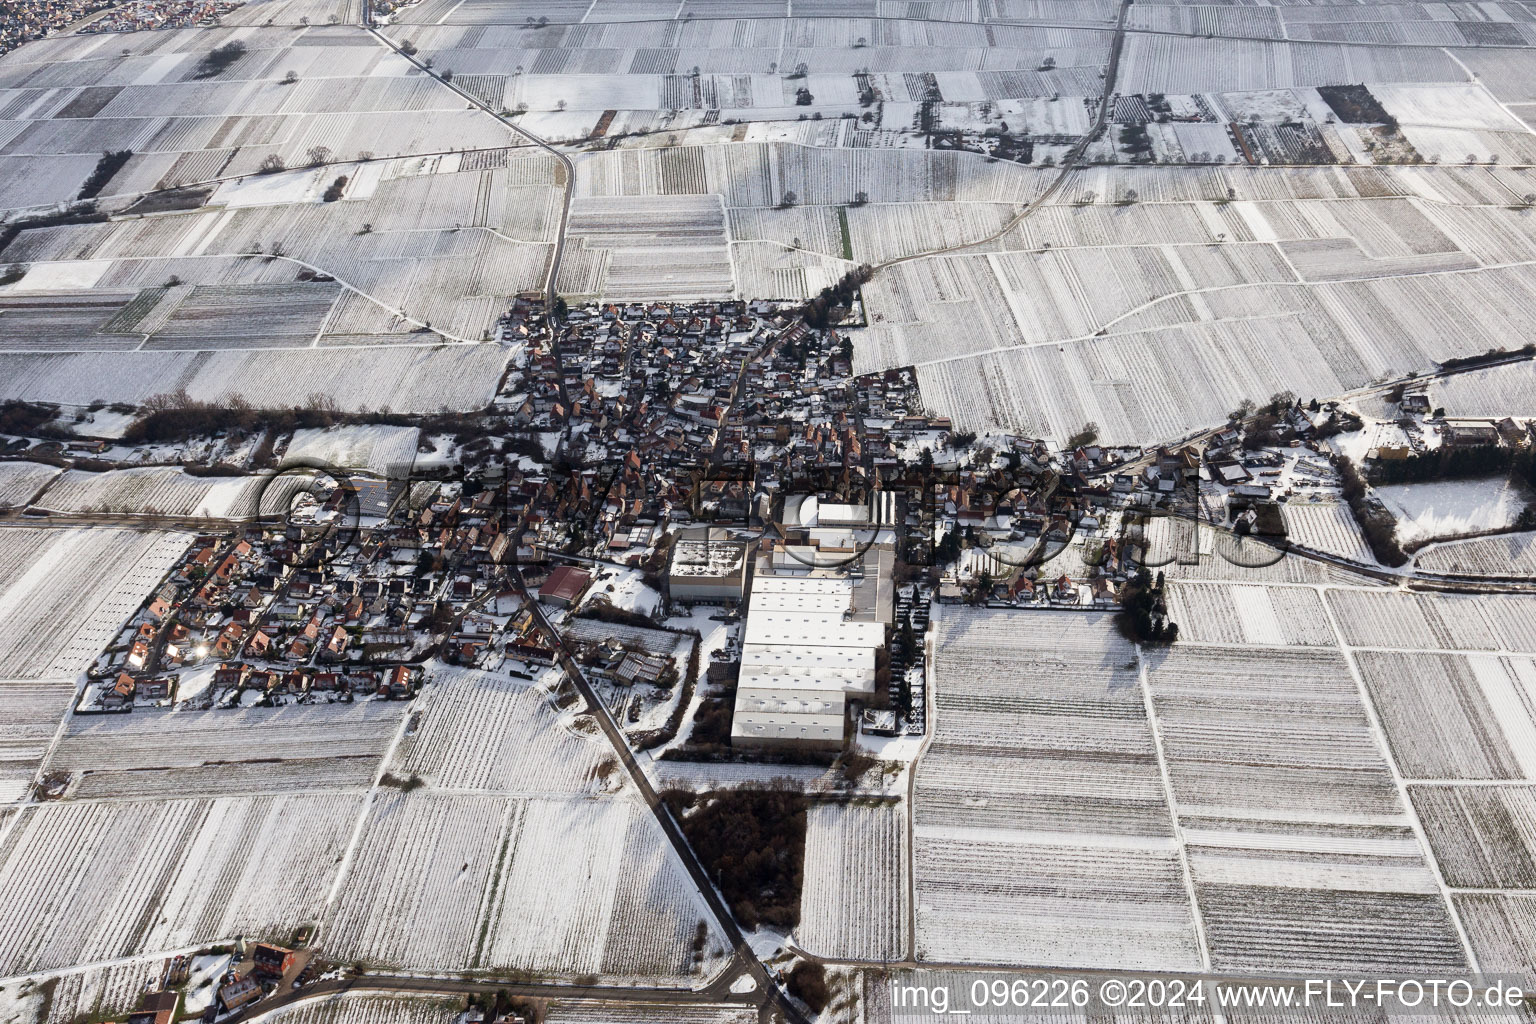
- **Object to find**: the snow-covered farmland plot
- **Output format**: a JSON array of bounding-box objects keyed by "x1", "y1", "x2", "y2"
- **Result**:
[
  {"x1": 0, "y1": 345, "x2": 512, "y2": 414},
  {"x1": 40, "y1": 959, "x2": 163, "y2": 1024},
  {"x1": 1325, "y1": 589, "x2": 1525, "y2": 652},
  {"x1": 242, "y1": 994, "x2": 456, "y2": 1024},
  {"x1": 52, "y1": 700, "x2": 406, "y2": 795},
  {"x1": 284, "y1": 425, "x2": 421, "y2": 478},
  {"x1": 543, "y1": 1003, "x2": 758, "y2": 1024},
  {"x1": 913, "y1": 608, "x2": 1200, "y2": 970},
  {"x1": 1143, "y1": 646, "x2": 1465, "y2": 972},
  {"x1": 34, "y1": 468, "x2": 311, "y2": 519},
  {"x1": 558, "y1": 195, "x2": 733, "y2": 301},
  {"x1": 0, "y1": 679, "x2": 74, "y2": 802},
  {"x1": 1162, "y1": 582, "x2": 1333, "y2": 647},
  {"x1": 0, "y1": 462, "x2": 60, "y2": 511},
  {"x1": 324, "y1": 790, "x2": 725, "y2": 978},
  {"x1": 145, "y1": 282, "x2": 341, "y2": 349},
  {"x1": 1415, "y1": 531, "x2": 1536, "y2": 579},
  {"x1": 1410, "y1": 786, "x2": 1536, "y2": 890},
  {"x1": 798, "y1": 801, "x2": 907, "y2": 961},
  {"x1": 1454, "y1": 894, "x2": 1536, "y2": 975},
  {"x1": 479, "y1": 796, "x2": 724, "y2": 978},
  {"x1": 0, "y1": 527, "x2": 189, "y2": 679},
  {"x1": 1356, "y1": 651, "x2": 1536, "y2": 781},
  {"x1": 0, "y1": 792, "x2": 362, "y2": 975},
  {"x1": 392, "y1": 666, "x2": 608, "y2": 794},
  {"x1": 1281, "y1": 500, "x2": 1375, "y2": 565}
]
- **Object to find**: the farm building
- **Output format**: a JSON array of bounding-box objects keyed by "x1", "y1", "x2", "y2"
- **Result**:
[
  {"x1": 667, "y1": 530, "x2": 748, "y2": 604},
  {"x1": 538, "y1": 566, "x2": 592, "y2": 609}
]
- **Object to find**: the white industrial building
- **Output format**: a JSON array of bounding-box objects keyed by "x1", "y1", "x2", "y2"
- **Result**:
[{"x1": 730, "y1": 543, "x2": 890, "y2": 751}]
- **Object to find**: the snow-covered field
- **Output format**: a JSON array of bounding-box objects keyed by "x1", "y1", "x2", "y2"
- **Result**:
[
  {"x1": 245, "y1": 994, "x2": 457, "y2": 1024},
  {"x1": 0, "y1": 792, "x2": 362, "y2": 976},
  {"x1": 0, "y1": 527, "x2": 189, "y2": 679},
  {"x1": 32, "y1": 468, "x2": 310, "y2": 519},
  {"x1": 0, "y1": 679, "x2": 76, "y2": 803},
  {"x1": 392, "y1": 666, "x2": 608, "y2": 794},
  {"x1": 1163, "y1": 581, "x2": 1334, "y2": 647},
  {"x1": 323, "y1": 789, "x2": 727, "y2": 978},
  {"x1": 1377, "y1": 476, "x2": 1533, "y2": 545},
  {"x1": 1144, "y1": 644, "x2": 1465, "y2": 972},
  {"x1": 0, "y1": 346, "x2": 512, "y2": 415},
  {"x1": 0, "y1": 462, "x2": 60, "y2": 511},
  {"x1": 1415, "y1": 531, "x2": 1536, "y2": 578},
  {"x1": 245, "y1": 995, "x2": 457, "y2": 1024},
  {"x1": 284, "y1": 425, "x2": 421, "y2": 478},
  {"x1": 1281, "y1": 499, "x2": 1376, "y2": 565},
  {"x1": 798, "y1": 801, "x2": 907, "y2": 961},
  {"x1": 915, "y1": 608, "x2": 1201, "y2": 970},
  {"x1": 51, "y1": 700, "x2": 407, "y2": 790}
]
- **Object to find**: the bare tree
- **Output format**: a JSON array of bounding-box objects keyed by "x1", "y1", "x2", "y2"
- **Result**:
[{"x1": 307, "y1": 145, "x2": 332, "y2": 166}]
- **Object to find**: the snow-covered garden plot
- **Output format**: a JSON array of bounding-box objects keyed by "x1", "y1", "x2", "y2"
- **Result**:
[
  {"x1": 1410, "y1": 785, "x2": 1536, "y2": 889},
  {"x1": 325, "y1": 789, "x2": 725, "y2": 977},
  {"x1": 1144, "y1": 645, "x2": 1467, "y2": 973},
  {"x1": 33, "y1": 468, "x2": 309, "y2": 519},
  {"x1": 1454, "y1": 894, "x2": 1536, "y2": 975},
  {"x1": 1325, "y1": 589, "x2": 1507, "y2": 652},
  {"x1": 0, "y1": 679, "x2": 73, "y2": 803},
  {"x1": 392, "y1": 666, "x2": 608, "y2": 795},
  {"x1": 0, "y1": 462, "x2": 59, "y2": 511},
  {"x1": 558, "y1": 195, "x2": 733, "y2": 301},
  {"x1": 1416, "y1": 532, "x2": 1536, "y2": 579},
  {"x1": 913, "y1": 608, "x2": 1200, "y2": 970},
  {"x1": 798, "y1": 801, "x2": 907, "y2": 961},
  {"x1": 1162, "y1": 582, "x2": 1333, "y2": 647},
  {"x1": 1377, "y1": 477, "x2": 1533, "y2": 546},
  {"x1": 0, "y1": 792, "x2": 362, "y2": 975},
  {"x1": 52, "y1": 701, "x2": 406, "y2": 783},
  {"x1": 284, "y1": 425, "x2": 420, "y2": 478},
  {"x1": 1281, "y1": 500, "x2": 1375, "y2": 565},
  {"x1": 0, "y1": 345, "x2": 512, "y2": 414},
  {"x1": 0, "y1": 527, "x2": 189, "y2": 680},
  {"x1": 1356, "y1": 651, "x2": 1536, "y2": 781}
]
